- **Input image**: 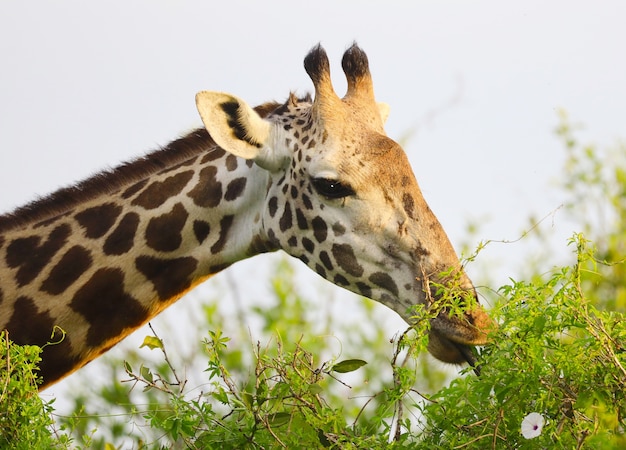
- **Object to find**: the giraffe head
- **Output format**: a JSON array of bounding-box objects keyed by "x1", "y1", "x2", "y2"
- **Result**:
[{"x1": 196, "y1": 44, "x2": 493, "y2": 367}]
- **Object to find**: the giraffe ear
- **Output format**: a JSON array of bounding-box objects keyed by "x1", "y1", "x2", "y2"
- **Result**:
[{"x1": 196, "y1": 91, "x2": 272, "y2": 160}]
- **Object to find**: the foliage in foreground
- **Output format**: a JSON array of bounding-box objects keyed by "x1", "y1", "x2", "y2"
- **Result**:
[{"x1": 1, "y1": 234, "x2": 624, "y2": 449}]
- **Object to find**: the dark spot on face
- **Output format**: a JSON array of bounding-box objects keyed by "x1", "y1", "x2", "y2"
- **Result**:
[
  {"x1": 132, "y1": 171, "x2": 194, "y2": 210},
  {"x1": 287, "y1": 236, "x2": 297, "y2": 247},
  {"x1": 40, "y1": 246, "x2": 93, "y2": 295},
  {"x1": 311, "y1": 216, "x2": 327, "y2": 243},
  {"x1": 302, "y1": 193, "x2": 313, "y2": 211},
  {"x1": 268, "y1": 197, "x2": 278, "y2": 218},
  {"x1": 211, "y1": 215, "x2": 234, "y2": 254},
  {"x1": 145, "y1": 203, "x2": 189, "y2": 252},
  {"x1": 356, "y1": 282, "x2": 372, "y2": 298},
  {"x1": 332, "y1": 222, "x2": 346, "y2": 236},
  {"x1": 74, "y1": 203, "x2": 123, "y2": 239},
  {"x1": 315, "y1": 264, "x2": 327, "y2": 278},
  {"x1": 225, "y1": 154, "x2": 238, "y2": 171},
  {"x1": 103, "y1": 212, "x2": 140, "y2": 256},
  {"x1": 187, "y1": 166, "x2": 222, "y2": 208},
  {"x1": 135, "y1": 256, "x2": 198, "y2": 301},
  {"x1": 302, "y1": 237, "x2": 315, "y2": 253},
  {"x1": 279, "y1": 203, "x2": 293, "y2": 232},
  {"x1": 6, "y1": 224, "x2": 71, "y2": 286},
  {"x1": 319, "y1": 250, "x2": 333, "y2": 271},
  {"x1": 7, "y1": 295, "x2": 77, "y2": 386},
  {"x1": 121, "y1": 179, "x2": 148, "y2": 199},
  {"x1": 290, "y1": 185, "x2": 298, "y2": 199},
  {"x1": 331, "y1": 243, "x2": 364, "y2": 278},
  {"x1": 200, "y1": 147, "x2": 226, "y2": 164},
  {"x1": 333, "y1": 273, "x2": 349, "y2": 286},
  {"x1": 224, "y1": 177, "x2": 247, "y2": 201},
  {"x1": 369, "y1": 272, "x2": 399, "y2": 297},
  {"x1": 193, "y1": 220, "x2": 211, "y2": 244},
  {"x1": 71, "y1": 268, "x2": 149, "y2": 346},
  {"x1": 296, "y1": 209, "x2": 308, "y2": 230},
  {"x1": 402, "y1": 193, "x2": 415, "y2": 220}
]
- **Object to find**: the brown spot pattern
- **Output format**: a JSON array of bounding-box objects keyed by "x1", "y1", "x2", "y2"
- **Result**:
[
  {"x1": 211, "y1": 215, "x2": 234, "y2": 254},
  {"x1": 103, "y1": 212, "x2": 140, "y2": 256},
  {"x1": 71, "y1": 268, "x2": 148, "y2": 347},
  {"x1": 319, "y1": 250, "x2": 333, "y2": 271},
  {"x1": 332, "y1": 222, "x2": 346, "y2": 236},
  {"x1": 74, "y1": 203, "x2": 123, "y2": 239},
  {"x1": 302, "y1": 237, "x2": 315, "y2": 253},
  {"x1": 145, "y1": 203, "x2": 189, "y2": 252},
  {"x1": 187, "y1": 166, "x2": 222, "y2": 208},
  {"x1": 7, "y1": 295, "x2": 75, "y2": 386},
  {"x1": 40, "y1": 245, "x2": 93, "y2": 295},
  {"x1": 6, "y1": 224, "x2": 71, "y2": 286},
  {"x1": 296, "y1": 209, "x2": 308, "y2": 230},
  {"x1": 279, "y1": 203, "x2": 293, "y2": 232},
  {"x1": 268, "y1": 197, "x2": 278, "y2": 217},
  {"x1": 312, "y1": 216, "x2": 327, "y2": 243},
  {"x1": 224, "y1": 177, "x2": 247, "y2": 201},
  {"x1": 121, "y1": 179, "x2": 148, "y2": 199},
  {"x1": 369, "y1": 272, "x2": 399, "y2": 297},
  {"x1": 200, "y1": 147, "x2": 226, "y2": 164},
  {"x1": 132, "y1": 171, "x2": 194, "y2": 210},
  {"x1": 331, "y1": 243, "x2": 364, "y2": 277},
  {"x1": 356, "y1": 282, "x2": 372, "y2": 298},
  {"x1": 135, "y1": 255, "x2": 198, "y2": 300},
  {"x1": 225, "y1": 154, "x2": 238, "y2": 171},
  {"x1": 193, "y1": 220, "x2": 211, "y2": 244}
]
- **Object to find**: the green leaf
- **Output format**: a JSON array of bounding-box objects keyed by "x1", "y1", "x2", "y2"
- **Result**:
[
  {"x1": 268, "y1": 412, "x2": 291, "y2": 427},
  {"x1": 331, "y1": 359, "x2": 367, "y2": 373},
  {"x1": 140, "y1": 365, "x2": 153, "y2": 383},
  {"x1": 139, "y1": 335, "x2": 163, "y2": 350}
]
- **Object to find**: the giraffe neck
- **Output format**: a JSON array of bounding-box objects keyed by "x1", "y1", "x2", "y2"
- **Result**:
[{"x1": 0, "y1": 127, "x2": 275, "y2": 387}]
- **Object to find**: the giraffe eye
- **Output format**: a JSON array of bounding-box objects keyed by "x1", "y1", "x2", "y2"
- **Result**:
[{"x1": 311, "y1": 178, "x2": 356, "y2": 199}]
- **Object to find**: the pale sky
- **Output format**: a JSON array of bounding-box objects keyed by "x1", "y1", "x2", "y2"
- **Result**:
[{"x1": 1, "y1": 1, "x2": 625, "y2": 396}]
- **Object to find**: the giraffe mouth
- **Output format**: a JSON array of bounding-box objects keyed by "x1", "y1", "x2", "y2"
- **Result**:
[{"x1": 427, "y1": 328, "x2": 483, "y2": 376}]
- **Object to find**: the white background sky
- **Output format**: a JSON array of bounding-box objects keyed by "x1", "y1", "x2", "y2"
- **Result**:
[{"x1": 1, "y1": 1, "x2": 625, "y2": 398}]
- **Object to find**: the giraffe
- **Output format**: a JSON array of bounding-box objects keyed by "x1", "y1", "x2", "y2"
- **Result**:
[{"x1": 0, "y1": 44, "x2": 492, "y2": 389}]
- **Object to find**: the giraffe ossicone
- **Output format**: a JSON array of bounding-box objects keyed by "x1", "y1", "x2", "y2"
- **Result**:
[{"x1": 0, "y1": 43, "x2": 493, "y2": 389}]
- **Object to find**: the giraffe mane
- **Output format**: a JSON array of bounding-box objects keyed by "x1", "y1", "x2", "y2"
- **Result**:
[{"x1": 0, "y1": 102, "x2": 285, "y2": 234}]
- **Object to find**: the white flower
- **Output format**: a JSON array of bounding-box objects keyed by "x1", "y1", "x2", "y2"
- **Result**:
[{"x1": 521, "y1": 412, "x2": 545, "y2": 439}]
